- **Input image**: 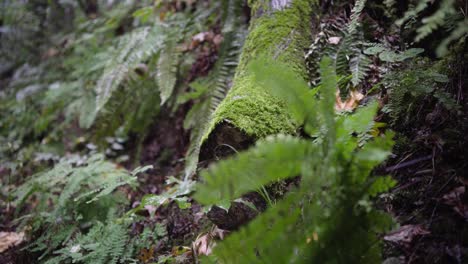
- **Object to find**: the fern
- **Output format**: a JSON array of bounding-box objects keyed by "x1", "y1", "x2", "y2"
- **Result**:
[
  {"x1": 348, "y1": 0, "x2": 367, "y2": 35},
  {"x1": 395, "y1": 0, "x2": 466, "y2": 56},
  {"x1": 157, "y1": 32, "x2": 182, "y2": 105},
  {"x1": 183, "y1": 0, "x2": 247, "y2": 180},
  {"x1": 95, "y1": 26, "x2": 164, "y2": 114},
  {"x1": 47, "y1": 221, "x2": 134, "y2": 264},
  {"x1": 383, "y1": 58, "x2": 460, "y2": 126},
  {"x1": 415, "y1": 0, "x2": 456, "y2": 42},
  {"x1": 306, "y1": 0, "x2": 371, "y2": 89},
  {"x1": 14, "y1": 154, "x2": 147, "y2": 262},
  {"x1": 436, "y1": 18, "x2": 468, "y2": 56},
  {"x1": 196, "y1": 135, "x2": 310, "y2": 205},
  {"x1": 350, "y1": 46, "x2": 371, "y2": 86},
  {"x1": 396, "y1": 0, "x2": 432, "y2": 26},
  {"x1": 195, "y1": 57, "x2": 395, "y2": 263}
]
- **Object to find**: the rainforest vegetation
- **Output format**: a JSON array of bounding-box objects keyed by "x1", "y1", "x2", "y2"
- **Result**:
[{"x1": 0, "y1": 0, "x2": 467, "y2": 263}]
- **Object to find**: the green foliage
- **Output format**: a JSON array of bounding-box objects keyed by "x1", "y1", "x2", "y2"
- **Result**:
[
  {"x1": 364, "y1": 44, "x2": 424, "y2": 63},
  {"x1": 46, "y1": 221, "x2": 131, "y2": 264},
  {"x1": 396, "y1": 0, "x2": 467, "y2": 56},
  {"x1": 383, "y1": 58, "x2": 460, "y2": 126},
  {"x1": 195, "y1": 57, "x2": 396, "y2": 263},
  {"x1": 44, "y1": 219, "x2": 167, "y2": 264},
  {"x1": 127, "y1": 176, "x2": 196, "y2": 216},
  {"x1": 94, "y1": 25, "x2": 164, "y2": 114},
  {"x1": 306, "y1": 0, "x2": 371, "y2": 89},
  {"x1": 13, "y1": 154, "x2": 149, "y2": 262}
]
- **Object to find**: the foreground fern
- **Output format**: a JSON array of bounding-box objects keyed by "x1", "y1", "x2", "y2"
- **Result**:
[{"x1": 195, "y1": 57, "x2": 395, "y2": 263}]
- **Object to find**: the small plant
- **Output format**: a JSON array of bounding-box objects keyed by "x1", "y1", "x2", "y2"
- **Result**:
[
  {"x1": 13, "y1": 154, "x2": 150, "y2": 262},
  {"x1": 194, "y1": 57, "x2": 396, "y2": 263},
  {"x1": 395, "y1": 0, "x2": 467, "y2": 56},
  {"x1": 382, "y1": 58, "x2": 460, "y2": 127}
]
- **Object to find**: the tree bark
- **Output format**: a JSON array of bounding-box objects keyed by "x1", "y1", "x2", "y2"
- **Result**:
[
  {"x1": 200, "y1": 0, "x2": 313, "y2": 161},
  {"x1": 201, "y1": 0, "x2": 314, "y2": 230}
]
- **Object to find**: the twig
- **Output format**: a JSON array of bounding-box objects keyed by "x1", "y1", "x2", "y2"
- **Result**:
[{"x1": 385, "y1": 155, "x2": 432, "y2": 173}]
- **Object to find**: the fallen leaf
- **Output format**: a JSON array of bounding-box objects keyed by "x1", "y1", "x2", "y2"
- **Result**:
[
  {"x1": 0, "y1": 231, "x2": 25, "y2": 253},
  {"x1": 138, "y1": 247, "x2": 155, "y2": 263},
  {"x1": 335, "y1": 89, "x2": 365, "y2": 111},
  {"x1": 384, "y1": 225, "x2": 430, "y2": 245},
  {"x1": 193, "y1": 234, "x2": 213, "y2": 256},
  {"x1": 192, "y1": 227, "x2": 228, "y2": 257}
]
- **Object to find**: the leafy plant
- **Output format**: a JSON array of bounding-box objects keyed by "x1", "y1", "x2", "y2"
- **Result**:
[
  {"x1": 306, "y1": 0, "x2": 371, "y2": 89},
  {"x1": 195, "y1": 57, "x2": 396, "y2": 263},
  {"x1": 13, "y1": 154, "x2": 150, "y2": 262},
  {"x1": 383, "y1": 58, "x2": 460, "y2": 126},
  {"x1": 396, "y1": 0, "x2": 467, "y2": 56}
]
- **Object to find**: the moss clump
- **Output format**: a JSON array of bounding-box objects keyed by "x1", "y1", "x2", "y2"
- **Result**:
[{"x1": 202, "y1": 0, "x2": 313, "y2": 142}]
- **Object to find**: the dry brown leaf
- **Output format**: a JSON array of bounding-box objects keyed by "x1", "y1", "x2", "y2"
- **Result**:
[
  {"x1": 384, "y1": 225, "x2": 430, "y2": 245},
  {"x1": 193, "y1": 234, "x2": 213, "y2": 256},
  {"x1": 138, "y1": 247, "x2": 155, "y2": 263},
  {"x1": 0, "y1": 231, "x2": 25, "y2": 253},
  {"x1": 192, "y1": 227, "x2": 228, "y2": 257},
  {"x1": 335, "y1": 89, "x2": 364, "y2": 111},
  {"x1": 212, "y1": 227, "x2": 228, "y2": 240}
]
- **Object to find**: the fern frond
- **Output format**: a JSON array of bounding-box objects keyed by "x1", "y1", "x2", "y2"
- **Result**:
[
  {"x1": 396, "y1": 0, "x2": 432, "y2": 26},
  {"x1": 350, "y1": 48, "x2": 371, "y2": 86},
  {"x1": 436, "y1": 18, "x2": 468, "y2": 56},
  {"x1": 14, "y1": 154, "x2": 141, "y2": 262},
  {"x1": 306, "y1": 0, "x2": 370, "y2": 88},
  {"x1": 196, "y1": 57, "x2": 395, "y2": 263},
  {"x1": 383, "y1": 0, "x2": 397, "y2": 16},
  {"x1": 415, "y1": 0, "x2": 456, "y2": 42},
  {"x1": 157, "y1": 31, "x2": 182, "y2": 105},
  {"x1": 194, "y1": 135, "x2": 313, "y2": 205},
  {"x1": 348, "y1": 0, "x2": 367, "y2": 35},
  {"x1": 184, "y1": 0, "x2": 246, "y2": 180},
  {"x1": 95, "y1": 25, "x2": 164, "y2": 115}
]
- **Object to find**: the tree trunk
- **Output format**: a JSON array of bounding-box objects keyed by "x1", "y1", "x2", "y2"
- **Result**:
[
  {"x1": 202, "y1": 0, "x2": 314, "y2": 230},
  {"x1": 200, "y1": 0, "x2": 313, "y2": 161}
]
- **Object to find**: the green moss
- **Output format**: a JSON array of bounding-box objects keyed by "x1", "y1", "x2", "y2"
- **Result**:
[{"x1": 202, "y1": 0, "x2": 313, "y2": 142}]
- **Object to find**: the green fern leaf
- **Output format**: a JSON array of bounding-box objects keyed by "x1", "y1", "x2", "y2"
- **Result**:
[
  {"x1": 157, "y1": 31, "x2": 182, "y2": 105},
  {"x1": 350, "y1": 50, "x2": 371, "y2": 86},
  {"x1": 195, "y1": 135, "x2": 313, "y2": 205},
  {"x1": 415, "y1": 0, "x2": 455, "y2": 42},
  {"x1": 95, "y1": 26, "x2": 164, "y2": 116}
]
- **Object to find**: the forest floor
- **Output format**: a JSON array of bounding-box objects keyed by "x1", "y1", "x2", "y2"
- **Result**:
[
  {"x1": 1, "y1": 1, "x2": 467, "y2": 264},
  {"x1": 1, "y1": 69, "x2": 467, "y2": 264}
]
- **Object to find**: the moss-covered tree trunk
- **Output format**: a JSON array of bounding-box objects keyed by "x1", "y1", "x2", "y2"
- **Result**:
[
  {"x1": 200, "y1": 0, "x2": 313, "y2": 159},
  {"x1": 203, "y1": 0, "x2": 313, "y2": 229}
]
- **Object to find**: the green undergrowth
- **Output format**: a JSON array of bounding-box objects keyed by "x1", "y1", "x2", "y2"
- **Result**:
[
  {"x1": 1, "y1": 0, "x2": 466, "y2": 263},
  {"x1": 13, "y1": 154, "x2": 152, "y2": 263},
  {"x1": 195, "y1": 57, "x2": 396, "y2": 263},
  {"x1": 383, "y1": 57, "x2": 460, "y2": 128}
]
